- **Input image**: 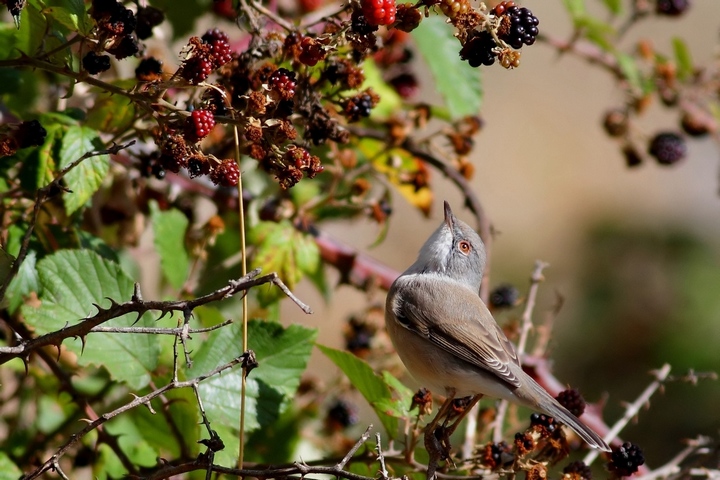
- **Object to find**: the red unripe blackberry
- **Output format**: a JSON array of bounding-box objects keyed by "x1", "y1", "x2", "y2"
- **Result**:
[
  {"x1": 563, "y1": 461, "x2": 592, "y2": 480},
  {"x1": 497, "y1": 5, "x2": 539, "y2": 49},
  {"x1": 15, "y1": 120, "x2": 47, "y2": 148},
  {"x1": 136, "y1": 6, "x2": 165, "y2": 40},
  {"x1": 135, "y1": 57, "x2": 163, "y2": 81},
  {"x1": 181, "y1": 56, "x2": 213, "y2": 84},
  {"x1": 202, "y1": 28, "x2": 233, "y2": 67},
  {"x1": 656, "y1": 0, "x2": 690, "y2": 16},
  {"x1": 388, "y1": 72, "x2": 419, "y2": 98},
  {"x1": 648, "y1": 132, "x2": 686, "y2": 165},
  {"x1": 268, "y1": 68, "x2": 297, "y2": 101},
  {"x1": 360, "y1": 0, "x2": 396, "y2": 26},
  {"x1": 82, "y1": 52, "x2": 112, "y2": 74},
  {"x1": 556, "y1": 388, "x2": 586, "y2": 417},
  {"x1": 188, "y1": 109, "x2": 216, "y2": 141},
  {"x1": 608, "y1": 442, "x2": 645, "y2": 477},
  {"x1": 491, "y1": 1, "x2": 516, "y2": 16},
  {"x1": 299, "y1": 37, "x2": 325, "y2": 66},
  {"x1": 460, "y1": 31, "x2": 497, "y2": 67},
  {"x1": 210, "y1": 159, "x2": 240, "y2": 187}
]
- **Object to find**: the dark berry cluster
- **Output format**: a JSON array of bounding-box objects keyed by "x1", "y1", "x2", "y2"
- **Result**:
[
  {"x1": 394, "y1": 3, "x2": 423, "y2": 32},
  {"x1": 209, "y1": 159, "x2": 240, "y2": 187},
  {"x1": 343, "y1": 92, "x2": 375, "y2": 122},
  {"x1": 136, "y1": 6, "x2": 165, "y2": 40},
  {"x1": 326, "y1": 399, "x2": 359, "y2": 431},
  {"x1": 529, "y1": 413, "x2": 557, "y2": 437},
  {"x1": 648, "y1": 132, "x2": 686, "y2": 165},
  {"x1": 91, "y1": 0, "x2": 142, "y2": 60},
  {"x1": 83, "y1": 51, "x2": 112, "y2": 75},
  {"x1": 360, "y1": 0, "x2": 397, "y2": 26},
  {"x1": 556, "y1": 388, "x2": 586, "y2": 417},
  {"x1": 344, "y1": 316, "x2": 376, "y2": 358},
  {"x1": 655, "y1": 0, "x2": 690, "y2": 16},
  {"x1": 135, "y1": 57, "x2": 163, "y2": 82},
  {"x1": 608, "y1": 442, "x2": 645, "y2": 477},
  {"x1": 489, "y1": 283, "x2": 519, "y2": 309},
  {"x1": 0, "y1": 120, "x2": 48, "y2": 158},
  {"x1": 202, "y1": 29, "x2": 234, "y2": 67},
  {"x1": 482, "y1": 441, "x2": 511, "y2": 469},
  {"x1": 496, "y1": 2, "x2": 540, "y2": 49},
  {"x1": 460, "y1": 31, "x2": 497, "y2": 67},
  {"x1": 268, "y1": 68, "x2": 297, "y2": 101},
  {"x1": 180, "y1": 30, "x2": 233, "y2": 84},
  {"x1": 299, "y1": 36, "x2": 326, "y2": 66},
  {"x1": 563, "y1": 461, "x2": 593, "y2": 480},
  {"x1": 514, "y1": 432, "x2": 536, "y2": 456},
  {"x1": 187, "y1": 110, "x2": 216, "y2": 141}
]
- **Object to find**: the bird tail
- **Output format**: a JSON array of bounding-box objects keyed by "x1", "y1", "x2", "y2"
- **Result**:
[{"x1": 518, "y1": 377, "x2": 611, "y2": 452}]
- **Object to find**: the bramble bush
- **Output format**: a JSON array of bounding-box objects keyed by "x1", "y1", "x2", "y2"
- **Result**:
[{"x1": 0, "y1": 0, "x2": 718, "y2": 478}]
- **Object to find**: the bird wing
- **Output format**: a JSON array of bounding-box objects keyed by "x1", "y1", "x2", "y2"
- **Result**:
[{"x1": 391, "y1": 275, "x2": 522, "y2": 389}]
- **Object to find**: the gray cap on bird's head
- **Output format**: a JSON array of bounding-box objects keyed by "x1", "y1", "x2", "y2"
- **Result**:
[{"x1": 404, "y1": 201, "x2": 486, "y2": 292}]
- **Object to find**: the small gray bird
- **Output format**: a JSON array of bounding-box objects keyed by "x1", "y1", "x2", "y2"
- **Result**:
[{"x1": 385, "y1": 201, "x2": 610, "y2": 452}]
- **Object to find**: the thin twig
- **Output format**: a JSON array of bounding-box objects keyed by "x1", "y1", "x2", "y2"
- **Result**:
[
  {"x1": 338, "y1": 426, "x2": 374, "y2": 470},
  {"x1": 89, "y1": 319, "x2": 233, "y2": 334},
  {"x1": 375, "y1": 432, "x2": 389, "y2": 480},
  {"x1": 635, "y1": 437, "x2": 713, "y2": 480}
]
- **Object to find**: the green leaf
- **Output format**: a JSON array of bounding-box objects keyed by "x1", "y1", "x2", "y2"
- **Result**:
[
  {"x1": 0, "y1": 68, "x2": 39, "y2": 116},
  {"x1": 43, "y1": 6, "x2": 79, "y2": 31},
  {"x1": 575, "y1": 16, "x2": 615, "y2": 52},
  {"x1": 12, "y1": 3, "x2": 47, "y2": 55},
  {"x1": 0, "y1": 452, "x2": 22, "y2": 480},
  {"x1": 672, "y1": 37, "x2": 693, "y2": 81},
  {"x1": 249, "y1": 221, "x2": 318, "y2": 305},
  {"x1": 616, "y1": 53, "x2": 643, "y2": 94},
  {"x1": 85, "y1": 81, "x2": 137, "y2": 134},
  {"x1": 5, "y1": 249, "x2": 40, "y2": 313},
  {"x1": 602, "y1": 0, "x2": 623, "y2": 15},
  {"x1": 194, "y1": 321, "x2": 317, "y2": 439},
  {"x1": 21, "y1": 250, "x2": 159, "y2": 389},
  {"x1": 412, "y1": 15, "x2": 482, "y2": 119},
  {"x1": 18, "y1": 122, "x2": 61, "y2": 191},
  {"x1": 562, "y1": 0, "x2": 586, "y2": 20},
  {"x1": 149, "y1": 201, "x2": 190, "y2": 290},
  {"x1": 360, "y1": 59, "x2": 402, "y2": 120},
  {"x1": 317, "y1": 345, "x2": 399, "y2": 437},
  {"x1": 58, "y1": 125, "x2": 110, "y2": 214}
]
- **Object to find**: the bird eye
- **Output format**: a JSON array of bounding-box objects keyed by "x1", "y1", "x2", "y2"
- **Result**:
[{"x1": 458, "y1": 240, "x2": 471, "y2": 255}]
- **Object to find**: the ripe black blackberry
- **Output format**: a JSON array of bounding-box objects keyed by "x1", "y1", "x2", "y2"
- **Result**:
[
  {"x1": 622, "y1": 144, "x2": 643, "y2": 168},
  {"x1": 563, "y1": 461, "x2": 592, "y2": 480},
  {"x1": 483, "y1": 441, "x2": 511, "y2": 469},
  {"x1": 15, "y1": 120, "x2": 47, "y2": 148},
  {"x1": 326, "y1": 399, "x2": 359, "y2": 431},
  {"x1": 608, "y1": 442, "x2": 645, "y2": 477},
  {"x1": 136, "y1": 6, "x2": 165, "y2": 40},
  {"x1": 82, "y1": 52, "x2": 111, "y2": 75},
  {"x1": 351, "y1": 9, "x2": 379, "y2": 35},
  {"x1": 555, "y1": 388, "x2": 586, "y2": 417},
  {"x1": 102, "y1": 6, "x2": 137, "y2": 36},
  {"x1": 343, "y1": 93, "x2": 374, "y2": 122},
  {"x1": 529, "y1": 413, "x2": 557, "y2": 434},
  {"x1": 268, "y1": 68, "x2": 297, "y2": 101},
  {"x1": 107, "y1": 35, "x2": 140, "y2": 59},
  {"x1": 460, "y1": 31, "x2": 497, "y2": 67},
  {"x1": 344, "y1": 317, "x2": 375, "y2": 357},
  {"x1": 187, "y1": 155, "x2": 211, "y2": 178},
  {"x1": 648, "y1": 132, "x2": 686, "y2": 165},
  {"x1": 497, "y1": 5, "x2": 539, "y2": 49},
  {"x1": 210, "y1": 159, "x2": 240, "y2": 187},
  {"x1": 656, "y1": 0, "x2": 690, "y2": 16},
  {"x1": 489, "y1": 283, "x2": 519, "y2": 309},
  {"x1": 135, "y1": 57, "x2": 163, "y2": 81}
]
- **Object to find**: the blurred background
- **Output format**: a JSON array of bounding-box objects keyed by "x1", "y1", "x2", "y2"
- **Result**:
[{"x1": 282, "y1": 0, "x2": 720, "y2": 467}]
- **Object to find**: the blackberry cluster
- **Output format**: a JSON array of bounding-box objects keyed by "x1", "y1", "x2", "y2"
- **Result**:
[
  {"x1": 202, "y1": 28, "x2": 233, "y2": 68},
  {"x1": 514, "y1": 432, "x2": 535, "y2": 456},
  {"x1": 180, "y1": 30, "x2": 233, "y2": 84},
  {"x1": 563, "y1": 461, "x2": 592, "y2": 480},
  {"x1": 187, "y1": 155, "x2": 211, "y2": 178},
  {"x1": 326, "y1": 399, "x2": 359, "y2": 431},
  {"x1": 268, "y1": 68, "x2": 297, "y2": 101},
  {"x1": 209, "y1": 159, "x2": 240, "y2": 187},
  {"x1": 394, "y1": 3, "x2": 422, "y2": 32},
  {"x1": 181, "y1": 56, "x2": 214, "y2": 84},
  {"x1": 529, "y1": 413, "x2": 557, "y2": 435},
  {"x1": 15, "y1": 120, "x2": 47, "y2": 148},
  {"x1": 655, "y1": 0, "x2": 690, "y2": 16},
  {"x1": 343, "y1": 93, "x2": 374, "y2": 122},
  {"x1": 496, "y1": 3, "x2": 540, "y2": 49},
  {"x1": 648, "y1": 132, "x2": 686, "y2": 165},
  {"x1": 608, "y1": 442, "x2": 645, "y2": 477},
  {"x1": 350, "y1": 9, "x2": 379, "y2": 35},
  {"x1": 135, "y1": 57, "x2": 163, "y2": 81},
  {"x1": 136, "y1": 6, "x2": 165, "y2": 40},
  {"x1": 82, "y1": 52, "x2": 112, "y2": 75},
  {"x1": 91, "y1": 0, "x2": 141, "y2": 60},
  {"x1": 187, "y1": 110, "x2": 216, "y2": 141},
  {"x1": 556, "y1": 388, "x2": 586, "y2": 417},
  {"x1": 489, "y1": 283, "x2": 519, "y2": 309},
  {"x1": 482, "y1": 441, "x2": 511, "y2": 469},
  {"x1": 299, "y1": 36, "x2": 326, "y2": 66},
  {"x1": 360, "y1": 0, "x2": 397, "y2": 26},
  {"x1": 460, "y1": 31, "x2": 497, "y2": 67},
  {"x1": 106, "y1": 35, "x2": 140, "y2": 60},
  {"x1": 344, "y1": 317, "x2": 376, "y2": 358}
]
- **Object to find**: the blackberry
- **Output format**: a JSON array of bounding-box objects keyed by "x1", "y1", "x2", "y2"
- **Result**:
[
  {"x1": 136, "y1": 6, "x2": 165, "y2": 40},
  {"x1": 151, "y1": 163, "x2": 166, "y2": 179},
  {"x1": 388, "y1": 72, "x2": 419, "y2": 99},
  {"x1": 656, "y1": 0, "x2": 690, "y2": 16},
  {"x1": 489, "y1": 283, "x2": 519, "y2": 309},
  {"x1": 360, "y1": 0, "x2": 397, "y2": 26},
  {"x1": 350, "y1": 9, "x2": 378, "y2": 35},
  {"x1": 514, "y1": 432, "x2": 535, "y2": 456},
  {"x1": 107, "y1": 35, "x2": 140, "y2": 59},
  {"x1": 326, "y1": 399, "x2": 359, "y2": 431},
  {"x1": 299, "y1": 36, "x2": 325, "y2": 66},
  {"x1": 681, "y1": 111, "x2": 712, "y2": 137},
  {"x1": 343, "y1": 93, "x2": 374, "y2": 122},
  {"x1": 603, "y1": 109, "x2": 629, "y2": 137},
  {"x1": 529, "y1": 413, "x2": 557, "y2": 434},
  {"x1": 622, "y1": 144, "x2": 643, "y2": 168},
  {"x1": 648, "y1": 132, "x2": 686, "y2": 165},
  {"x1": 210, "y1": 159, "x2": 240, "y2": 187},
  {"x1": 135, "y1": 57, "x2": 163, "y2": 81},
  {"x1": 460, "y1": 31, "x2": 497, "y2": 67},
  {"x1": 497, "y1": 5, "x2": 539, "y2": 49},
  {"x1": 608, "y1": 442, "x2": 645, "y2": 477},
  {"x1": 563, "y1": 460, "x2": 592, "y2": 480},
  {"x1": 181, "y1": 56, "x2": 213, "y2": 84},
  {"x1": 15, "y1": 120, "x2": 47, "y2": 148},
  {"x1": 91, "y1": 0, "x2": 120, "y2": 19},
  {"x1": 187, "y1": 109, "x2": 216, "y2": 141},
  {"x1": 202, "y1": 29, "x2": 232, "y2": 68},
  {"x1": 394, "y1": 3, "x2": 422, "y2": 32},
  {"x1": 344, "y1": 317, "x2": 375, "y2": 357},
  {"x1": 102, "y1": 6, "x2": 136, "y2": 36},
  {"x1": 82, "y1": 51, "x2": 111, "y2": 74},
  {"x1": 187, "y1": 155, "x2": 210, "y2": 178},
  {"x1": 556, "y1": 388, "x2": 586, "y2": 417},
  {"x1": 482, "y1": 441, "x2": 511, "y2": 469},
  {"x1": 268, "y1": 68, "x2": 297, "y2": 101}
]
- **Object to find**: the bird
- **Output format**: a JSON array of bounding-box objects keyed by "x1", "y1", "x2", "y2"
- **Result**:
[{"x1": 385, "y1": 201, "x2": 610, "y2": 453}]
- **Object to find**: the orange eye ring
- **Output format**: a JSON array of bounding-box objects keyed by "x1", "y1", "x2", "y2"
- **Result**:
[{"x1": 458, "y1": 240, "x2": 471, "y2": 255}]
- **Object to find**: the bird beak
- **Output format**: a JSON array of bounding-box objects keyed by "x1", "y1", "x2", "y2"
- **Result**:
[{"x1": 443, "y1": 201, "x2": 455, "y2": 229}]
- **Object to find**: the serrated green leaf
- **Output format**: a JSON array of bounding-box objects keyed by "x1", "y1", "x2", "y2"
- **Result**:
[
  {"x1": 43, "y1": 6, "x2": 79, "y2": 31},
  {"x1": 18, "y1": 123, "x2": 62, "y2": 191},
  {"x1": 85, "y1": 81, "x2": 137, "y2": 133},
  {"x1": 21, "y1": 249, "x2": 159, "y2": 389},
  {"x1": 0, "y1": 452, "x2": 22, "y2": 480},
  {"x1": 672, "y1": 37, "x2": 693, "y2": 81},
  {"x1": 617, "y1": 53, "x2": 643, "y2": 94},
  {"x1": 58, "y1": 125, "x2": 110, "y2": 214},
  {"x1": 12, "y1": 3, "x2": 47, "y2": 55},
  {"x1": 193, "y1": 321, "x2": 316, "y2": 447},
  {"x1": 317, "y1": 345, "x2": 399, "y2": 437},
  {"x1": 412, "y1": 15, "x2": 482, "y2": 119},
  {"x1": 149, "y1": 201, "x2": 190, "y2": 290},
  {"x1": 5, "y1": 249, "x2": 39, "y2": 313}
]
